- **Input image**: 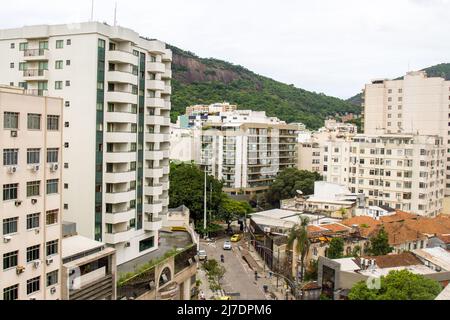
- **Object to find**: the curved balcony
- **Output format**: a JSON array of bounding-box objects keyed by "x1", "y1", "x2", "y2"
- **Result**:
[
  {"x1": 162, "y1": 101, "x2": 171, "y2": 110},
  {"x1": 105, "y1": 152, "x2": 136, "y2": 163},
  {"x1": 161, "y1": 181, "x2": 170, "y2": 190},
  {"x1": 147, "y1": 80, "x2": 165, "y2": 91},
  {"x1": 162, "y1": 166, "x2": 170, "y2": 175},
  {"x1": 160, "y1": 197, "x2": 169, "y2": 207},
  {"x1": 108, "y1": 50, "x2": 138, "y2": 65},
  {"x1": 145, "y1": 133, "x2": 169, "y2": 143},
  {"x1": 162, "y1": 50, "x2": 173, "y2": 62},
  {"x1": 146, "y1": 167, "x2": 163, "y2": 178},
  {"x1": 104, "y1": 228, "x2": 134, "y2": 244},
  {"x1": 23, "y1": 69, "x2": 48, "y2": 81},
  {"x1": 147, "y1": 62, "x2": 166, "y2": 73},
  {"x1": 144, "y1": 217, "x2": 163, "y2": 231},
  {"x1": 105, "y1": 209, "x2": 135, "y2": 225},
  {"x1": 147, "y1": 115, "x2": 166, "y2": 126},
  {"x1": 144, "y1": 202, "x2": 163, "y2": 214},
  {"x1": 108, "y1": 70, "x2": 138, "y2": 85},
  {"x1": 105, "y1": 190, "x2": 136, "y2": 204},
  {"x1": 104, "y1": 171, "x2": 136, "y2": 184},
  {"x1": 163, "y1": 86, "x2": 172, "y2": 95},
  {"x1": 105, "y1": 111, "x2": 137, "y2": 124},
  {"x1": 107, "y1": 91, "x2": 138, "y2": 104},
  {"x1": 105, "y1": 131, "x2": 137, "y2": 143},
  {"x1": 161, "y1": 70, "x2": 172, "y2": 80},
  {"x1": 145, "y1": 184, "x2": 163, "y2": 196},
  {"x1": 147, "y1": 41, "x2": 166, "y2": 54},
  {"x1": 162, "y1": 150, "x2": 170, "y2": 159},
  {"x1": 146, "y1": 150, "x2": 164, "y2": 161},
  {"x1": 146, "y1": 98, "x2": 165, "y2": 108}
]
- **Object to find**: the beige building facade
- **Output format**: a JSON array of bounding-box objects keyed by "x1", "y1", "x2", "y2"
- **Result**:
[{"x1": 1, "y1": 87, "x2": 63, "y2": 300}]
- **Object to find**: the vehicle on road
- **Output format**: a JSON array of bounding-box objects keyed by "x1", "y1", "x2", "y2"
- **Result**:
[
  {"x1": 198, "y1": 249, "x2": 207, "y2": 261},
  {"x1": 223, "y1": 241, "x2": 232, "y2": 250},
  {"x1": 230, "y1": 234, "x2": 242, "y2": 242},
  {"x1": 215, "y1": 296, "x2": 231, "y2": 300}
]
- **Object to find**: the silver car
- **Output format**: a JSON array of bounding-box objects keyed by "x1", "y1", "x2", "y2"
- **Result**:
[
  {"x1": 223, "y1": 241, "x2": 232, "y2": 250},
  {"x1": 198, "y1": 249, "x2": 207, "y2": 261}
]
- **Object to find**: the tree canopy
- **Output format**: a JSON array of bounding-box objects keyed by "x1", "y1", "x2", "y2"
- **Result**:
[
  {"x1": 327, "y1": 238, "x2": 344, "y2": 259},
  {"x1": 348, "y1": 269, "x2": 442, "y2": 300},
  {"x1": 367, "y1": 228, "x2": 393, "y2": 256},
  {"x1": 218, "y1": 194, "x2": 253, "y2": 231},
  {"x1": 266, "y1": 168, "x2": 322, "y2": 207},
  {"x1": 169, "y1": 162, "x2": 223, "y2": 223}
]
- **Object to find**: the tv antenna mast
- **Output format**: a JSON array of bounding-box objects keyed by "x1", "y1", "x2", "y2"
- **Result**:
[
  {"x1": 114, "y1": 2, "x2": 118, "y2": 26},
  {"x1": 90, "y1": 0, "x2": 95, "y2": 21}
]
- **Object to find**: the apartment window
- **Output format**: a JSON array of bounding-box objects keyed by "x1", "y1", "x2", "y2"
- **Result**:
[
  {"x1": 46, "y1": 240, "x2": 58, "y2": 256},
  {"x1": 46, "y1": 210, "x2": 58, "y2": 225},
  {"x1": 139, "y1": 237, "x2": 154, "y2": 252},
  {"x1": 26, "y1": 213, "x2": 40, "y2": 230},
  {"x1": 19, "y1": 62, "x2": 27, "y2": 71},
  {"x1": 64, "y1": 122, "x2": 69, "y2": 128},
  {"x1": 65, "y1": 101, "x2": 70, "y2": 107},
  {"x1": 3, "y1": 284, "x2": 18, "y2": 300},
  {"x1": 64, "y1": 163, "x2": 69, "y2": 169},
  {"x1": 26, "y1": 181, "x2": 40, "y2": 197},
  {"x1": 98, "y1": 39, "x2": 105, "y2": 48},
  {"x1": 64, "y1": 204, "x2": 68, "y2": 210},
  {"x1": 10, "y1": 62, "x2": 14, "y2": 69},
  {"x1": 19, "y1": 42, "x2": 28, "y2": 51},
  {"x1": 3, "y1": 149, "x2": 18, "y2": 166},
  {"x1": 46, "y1": 179, "x2": 59, "y2": 195},
  {"x1": 46, "y1": 270, "x2": 58, "y2": 287},
  {"x1": 66, "y1": 60, "x2": 71, "y2": 66},
  {"x1": 3, "y1": 112, "x2": 19, "y2": 129},
  {"x1": 56, "y1": 40, "x2": 64, "y2": 49},
  {"x1": 64, "y1": 183, "x2": 68, "y2": 189},
  {"x1": 47, "y1": 148, "x2": 59, "y2": 163},
  {"x1": 97, "y1": 82, "x2": 104, "y2": 90},
  {"x1": 150, "y1": 55, "x2": 156, "y2": 62},
  {"x1": 26, "y1": 245, "x2": 40, "y2": 262},
  {"x1": 55, "y1": 81, "x2": 63, "y2": 90},
  {"x1": 47, "y1": 115, "x2": 60, "y2": 131},
  {"x1": 3, "y1": 251, "x2": 18, "y2": 270},
  {"x1": 27, "y1": 113, "x2": 41, "y2": 130},
  {"x1": 27, "y1": 148, "x2": 40, "y2": 165},
  {"x1": 3, "y1": 184, "x2": 18, "y2": 201},
  {"x1": 10, "y1": 43, "x2": 15, "y2": 49},
  {"x1": 66, "y1": 39, "x2": 71, "y2": 45},
  {"x1": 65, "y1": 80, "x2": 70, "y2": 87},
  {"x1": 133, "y1": 50, "x2": 139, "y2": 56},
  {"x1": 27, "y1": 276, "x2": 40, "y2": 295},
  {"x1": 3, "y1": 217, "x2": 18, "y2": 235},
  {"x1": 55, "y1": 60, "x2": 63, "y2": 69}
]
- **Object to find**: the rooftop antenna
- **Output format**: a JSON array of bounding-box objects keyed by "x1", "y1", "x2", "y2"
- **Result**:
[
  {"x1": 114, "y1": 2, "x2": 118, "y2": 26},
  {"x1": 90, "y1": 0, "x2": 94, "y2": 21}
]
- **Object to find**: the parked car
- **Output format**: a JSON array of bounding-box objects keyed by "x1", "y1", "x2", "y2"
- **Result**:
[
  {"x1": 223, "y1": 241, "x2": 232, "y2": 250},
  {"x1": 198, "y1": 249, "x2": 207, "y2": 261},
  {"x1": 230, "y1": 234, "x2": 242, "y2": 242}
]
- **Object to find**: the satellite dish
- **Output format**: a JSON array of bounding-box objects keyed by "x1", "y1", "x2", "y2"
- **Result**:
[{"x1": 296, "y1": 190, "x2": 303, "y2": 195}]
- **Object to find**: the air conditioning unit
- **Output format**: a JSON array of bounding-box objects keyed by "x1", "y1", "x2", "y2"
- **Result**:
[
  {"x1": 33, "y1": 260, "x2": 41, "y2": 269},
  {"x1": 34, "y1": 229, "x2": 40, "y2": 235},
  {"x1": 10, "y1": 130, "x2": 18, "y2": 137},
  {"x1": 50, "y1": 163, "x2": 59, "y2": 172},
  {"x1": 16, "y1": 266, "x2": 25, "y2": 275},
  {"x1": 125, "y1": 242, "x2": 131, "y2": 248},
  {"x1": 31, "y1": 198, "x2": 38, "y2": 205},
  {"x1": 33, "y1": 165, "x2": 40, "y2": 172},
  {"x1": 14, "y1": 200, "x2": 22, "y2": 207},
  {"x1": 263, "y1": 227, "x2": 271, "y2": 233},
  {"x1": 46, "y1": 257, "x2": 54, "y2": 266},
  {"x1": 29, "y1": 297, "x2": 36, "y2": 301},
  {"x1": 8, "y1": 166, "x2": 17, "y2": 174},
  {"x1": 3, "y1": 235, "x2": 12, "y2": 243},
  {"x1": 50, "y1": 287, "x2": 56, "y2": 295}
]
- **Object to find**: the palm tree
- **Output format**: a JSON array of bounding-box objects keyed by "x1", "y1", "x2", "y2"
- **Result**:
[{"x1": 287, "y1": 216, "x2": 310, "y2": 284}]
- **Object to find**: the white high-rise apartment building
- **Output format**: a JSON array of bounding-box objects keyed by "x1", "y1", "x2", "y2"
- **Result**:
[
  {"x1": 0, "y1": 22, "x2": 172, "y2": 265},
  {"x1": 363, "y1": 70, "x2": 450, "y2": 195},
  {"x1": 1, "y1": 86, "x2": 62, "y2": 300},
  {"x1": 200, "y1": 110, "x2": 298, "y2": 194},
  {"x1": 323, "y1": 134, "x2": 445, "y2": 217}
]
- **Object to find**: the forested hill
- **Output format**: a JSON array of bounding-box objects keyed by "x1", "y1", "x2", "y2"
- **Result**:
[
  {"x1": 347, "y1": 63, "x2": 450, "y2": 106},
  {"x1": 169, "y1": 45, "x2": 360, "y2": 129}
]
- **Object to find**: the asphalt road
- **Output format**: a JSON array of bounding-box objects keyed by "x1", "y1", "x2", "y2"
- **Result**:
[{"x1": 200, "y1": 237, "x2": 267, "y2": 300}]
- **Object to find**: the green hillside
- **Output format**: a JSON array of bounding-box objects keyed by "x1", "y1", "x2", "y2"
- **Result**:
[
  {"x1": 347, "y1": 63, "x2": 450, "y2": 106},
  {"x1": 169, "y1": 45, "x2": 360, "y2": 130}
]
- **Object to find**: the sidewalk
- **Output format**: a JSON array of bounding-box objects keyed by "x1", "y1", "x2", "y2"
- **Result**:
[{"x1": 196, "y1": 265, "x2": 215, "y2": 300}]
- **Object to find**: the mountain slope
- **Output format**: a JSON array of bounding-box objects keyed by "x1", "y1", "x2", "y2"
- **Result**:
[
  {"x1": 347, "y1": 63, "x2": 450, "y2": 106},
  {"x1": 169, "y1": 45, "x2": 360, "y2": 129}
]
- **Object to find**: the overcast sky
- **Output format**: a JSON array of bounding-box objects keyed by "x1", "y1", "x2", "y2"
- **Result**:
[{"x1": 1, "y1": 0, "x2": 450, "y2": 99}]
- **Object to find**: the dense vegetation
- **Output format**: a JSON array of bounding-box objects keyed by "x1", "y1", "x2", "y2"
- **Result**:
[
  {"x1": 170, "y1": 45, "x2": 360, "y2": 129},
  {"x1": 265, "y1": 168, "x2": 322, "y2": 207},
  {"x1": 347, "y1": 63, "x2": 450, "y2": 106},
  {"x1": 348, "y1": 270, "x2": 442, "y2": 300}
]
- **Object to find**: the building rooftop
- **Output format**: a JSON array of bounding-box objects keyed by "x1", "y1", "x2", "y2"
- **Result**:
[
  {"x1": 413, "y1": 247, "x2": 450, "y2": 271},
  {"x1": 435, "y1": 284, "x2": 450, "y2": 300},
  {"x1": 62, "y1": 235, "x2": 104, "y2": 260}
]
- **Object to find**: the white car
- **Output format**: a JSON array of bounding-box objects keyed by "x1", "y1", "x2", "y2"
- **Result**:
[
  {"x1": 223, "y1": 241, "x2": 232, "y2": 250},
  {"x1": 198, "y1": 250, "x2": 207, "y2": 261}
]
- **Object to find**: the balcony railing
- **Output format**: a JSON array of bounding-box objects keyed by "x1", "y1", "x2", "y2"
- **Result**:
[
  {"x1": 24, "y1": 48, "x2": 47, "y2": 57},
  {"x1": 25, "y1": 89, "x2": 48, "y2": 96},
  {"x1": 23, "y1": 69, "x2": 46, "y2": 77}
]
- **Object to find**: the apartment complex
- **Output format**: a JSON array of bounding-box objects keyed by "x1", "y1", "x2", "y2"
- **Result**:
[
  {"x1": 323, "y1": 134, "x2": 445, "y2": 217},
  {"x1": 200, "y1": 110, "x2": 298, "y2": 194},
  {"x1": 1, "y1": 86, "x2": 63, "y2": 300},
  {"x1": 363, "y1": 71, "x2": 450, "y2": 195},
  {"x1": 0, "y1": 22, "x2": 172, "y2": 265}
]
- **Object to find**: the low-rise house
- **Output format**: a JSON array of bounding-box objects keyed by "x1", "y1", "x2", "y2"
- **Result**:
[{"x1": 318, "y1": 248, "x2": 450, "y2": 299}]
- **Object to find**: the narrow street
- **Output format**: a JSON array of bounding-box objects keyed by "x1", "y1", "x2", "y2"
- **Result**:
[{"x1": 198, "y1": 237, "x2": 267, "y2": 300}]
